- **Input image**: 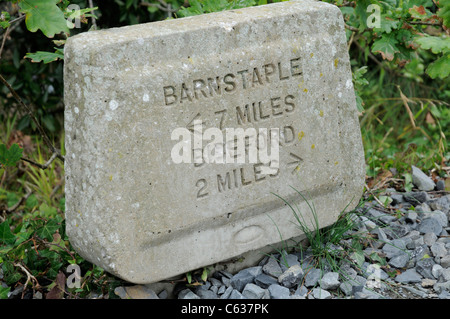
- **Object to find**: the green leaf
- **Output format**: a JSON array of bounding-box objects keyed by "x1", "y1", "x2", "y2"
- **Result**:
[
  {"x1": 6, "y1": 192, "x2": 19, "y2": 208},
  {"x1": 352, "y1": 66, "x2": 368, "y2": 112},
  {"x1": 350, "y1": 250, "x2": 365, "y2": 268},
  {"x1": 426, "y1": 52, "x2": 450, "y2": 79},
  {"x1": 375, "y1": 15, "x2": 399, "y2": 34},
  {"x1": 201, "y1": 267, "x2": 209, "y2": 282},
  {"x1": 186, "y1": 271, "x2": 192, "y2": 284},
  {"x1": 1, "y1": 261, "x2": 23, "y2": 285},
  {"x1": 18, "y1": 0, "x2": 70, "y2": 38},
  {"x1": 404, "y1": 172, "x2": 413, "y2": 192},
  {"x1": 38, "y1": 203, "x2": 58, "y2": 218},
  {"x1": 65, "y1": 6, "x2": 98, "y2": 28},
  {"x1": 378, "y1": 195, "x2": 393, "y2": 207},
  {"x1": 36, "y1": 218, "x2": 61, "y2": 241},
  {"x1": 0, "y1": 143, "x2": 23, "y2": 167},
  {"x1": 370, "y1": 252, "x2": 387, "y2": 266},
  {"x1": 177, "y1": 0, "x2": 256, "y2": 17},
  {"x1": 0, "y1": 221, "x2": 16, "y2": 245},
  {"x1": 0, "y1": 11, "x2": 10, "y2": 28},
  {"x1": 437, "y1": 0, "x2": 450, "y2": 28},
  {"x1": 25, "y1": 49, "x2": 64, "y2": 64},
  {"x1": 26, "y1": 194, "x2": 38, "y2": 209},
  {"x1": 415, "y1": 36, "x2": 450, "y2": 54},
  {"x1": 372, "y1": 33, "x2": 400, "y2": 61},
  {"x1": 355, "y1": 0, "x2": 372, "y2": 31},
  {"x1": 0, "y1": 286, "x2": 10, "y2": 299}
]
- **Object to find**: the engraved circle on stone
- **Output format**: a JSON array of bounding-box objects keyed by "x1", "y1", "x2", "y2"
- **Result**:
[{"x1": 233, "y1": 225, "x2": 264, "y2": 245}]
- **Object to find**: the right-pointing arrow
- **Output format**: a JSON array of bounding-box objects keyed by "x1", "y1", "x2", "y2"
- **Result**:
[{"x1": 287, "y1": 152, "x2": 303, "y2": 174}]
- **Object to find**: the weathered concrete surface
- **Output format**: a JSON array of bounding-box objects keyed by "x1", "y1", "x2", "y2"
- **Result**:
[{"x1": 64, "y1": 0, "x2": 365, "y2": 284}]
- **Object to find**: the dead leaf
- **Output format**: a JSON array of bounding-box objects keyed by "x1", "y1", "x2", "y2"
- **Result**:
[
  {"x1": 425, "y1": 112, "x2": 435, "y2": 125},
  {"x1": 411, "y1": 5, "x2": 426, "y2": 15},
  {"x1": 398, "y1": 87, "x2": 416, "y2": 129},
  {"x1": 7, "y1": 130, "x2": 34, "y2": 154},
  {"x1": 45, "y1": 271, "x2": 66, "y2": 299},
  {"x1": 367, "y1": 169, "x2": 393, "y2": 190}
]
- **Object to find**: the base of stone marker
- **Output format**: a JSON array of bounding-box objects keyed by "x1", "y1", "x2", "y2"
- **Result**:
[{"x1": 145, "y1": 234, "x2": 308, "y2": 299}]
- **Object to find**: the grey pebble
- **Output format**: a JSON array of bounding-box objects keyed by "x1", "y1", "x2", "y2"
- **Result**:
[
  {"x1": 319, "y1": 272, "x2": 340, "y2": 290},
  {"x1": 279, "y1": 254, "x2": 300, "y2": 271},
  {"x1": 179, "y1": 289, "x2": 200, "y2": 299},
  {"x1": 230, "y1": 266, "x2": 262, "y2": 292},
  {"x1": 436, "y1": 180, "x2": 445, "y2": 191},
  {"x1": 263, "y1": 257, "x2": 283, "y2": 278},
  {"x1": 220, "y1": 286, "x2": 233, "y2": 299},
  {"x1": 312, "y1": 288, "x2": 331, "y2": 299},
  {"x1": 242, "y1": 283, "x2": 266, "y2": 299},
  {"x1": 440, "y1": 255, "x2": 450, "y2": 268},
  {"x1": 254, "y1": 273, "x2": 278, "y2": 288},
  {"x1": 157, "y1": 289, "x2": 168, "y2": 299},
  {"x1": 229, "y1": 289, "x2": 246, "y2": 299},
  {"x1": 304, "y1": 268, "x2": 322, "y2": 287},
  {"x1": 268, "y1": 284, "x2": 290, "y2": 299},
  {"x1": 417, "y1": 218, "x2": 443, "y2": 236},
  {"x1": 294, "y1": 285, "x2": 308, "y2": 297},
  {"x1": 217, "y1": 285, "x2": 226, "y2": 295},
  {"x1": 209, "y1": 277, "x2": 223, "y2": 287},
  {"x1": 395, "y1": 269, "x2": 422, "y2": 284},
  {"x1": 427, "y1": 195, "x2": 450, "y2": 213},
  {"x1": 431, "y1": 242, "x2": 447, "y2": 258},
  {"x1": 411, "y1": 165, "x2": 435, "y2": 191},
  {"x1": 388, "y1": 253, "x2": 410, "y2": 268},
  {"x1": 432, "y1": 264, "x2": 443, "y2": 279},
  {"x1": 196, "y1": 288, "x2": 218, "y2": 299},
  {"x1": 424, "y1": 232, "x2": 438, "y2": 246},
  {"x1": 415, "y1": 258, "x2": 436, "y2": 279},
  {"x1": 278, "y1": 264, "x2": 304, "y2": 288}
]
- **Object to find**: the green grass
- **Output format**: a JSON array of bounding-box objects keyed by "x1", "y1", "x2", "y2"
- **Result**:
[
  {"x1": 357, "y1": 63, "x2": 450, "y2": 180},
  {"x1": 0, "y1": 122, "x2": 124, "y2": 299}
]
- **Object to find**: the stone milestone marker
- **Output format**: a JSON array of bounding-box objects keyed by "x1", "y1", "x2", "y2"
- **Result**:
[{"x1": 64, "y1": 0, "x2": 365, "y2": 284}]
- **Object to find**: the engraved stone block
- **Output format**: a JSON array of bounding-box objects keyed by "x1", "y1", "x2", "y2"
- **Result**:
[{"x1": 64, "y1": 0, "x2": 365, "y2": 283}]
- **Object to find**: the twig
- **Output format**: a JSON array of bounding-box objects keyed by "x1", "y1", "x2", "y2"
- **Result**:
[
  {"x1": 340, "y1": 1, "x2": 355, "y2": 7},
  {"x1": 49, "y1": 179, "x2": 63, "y2": 199},
  {"x1": 88, "y1": 0, "x2": 97, "y2": 29},
  {"x1": 347, "y1": 29, "x2": 355, "y2": 51},
  {"x1": 14, "y1": 262, "x2": 40, "y2": 298},
  {"x1": 353, "y1": 38, "x2": 384, "y2": 69},
  {"x1": 365, "y1": 183, "x2": 389, "y2": 208},
  {"x1": 0, "y1": 15, "x2": 25, "y2": 59},
  {"x1": 345, "y1": 24, "x2": 359, "y2": 32},
  {"x1": 35, "y1": 236, "x2": 76, "y2": 261},
  {"x1": 409, "y1": 21, "x2": 441, "y2": 26},
  {"x1": 21, "y1": 152, "x2": 59, "y2": 170},
  {"x1": 140, "y1": 1, "x2": 178, "y2": 13},
  {"x1": 8, "y1": 15, "x2": 25, "y2": 25},
  {"x1": 0, "y1": 25, "x2": 10, "y2": 59},
  {"x1": 7, "y1": 185, "x2": 32, "y2": 213}
]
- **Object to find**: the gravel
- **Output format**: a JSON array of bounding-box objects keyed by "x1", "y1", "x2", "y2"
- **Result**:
[{"x1": 171, "y1": 186, "x2": 450, "y2": 300}]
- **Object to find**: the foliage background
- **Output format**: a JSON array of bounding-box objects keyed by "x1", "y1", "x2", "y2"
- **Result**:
[{"x1": 0, "y1": 0, "x2": 448, "y2": 299}]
